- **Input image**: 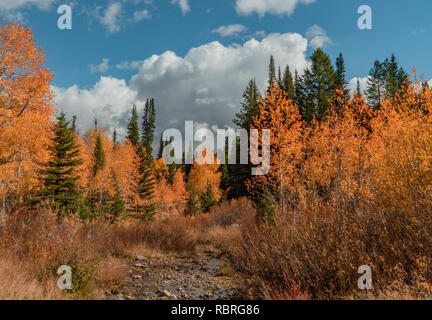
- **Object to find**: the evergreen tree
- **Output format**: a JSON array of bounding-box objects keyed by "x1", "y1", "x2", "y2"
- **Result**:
[
  {"x1": 92, "y1": 134, "x2": 105, "y2": 177},
  {"x1": 142, "y1": 98, "x2": 156, "y2": 158},
  {"x1": 112, "y1": 129, "x2": 117, "y2": 145},
  {"x1": 157, "y1": 134, "x2": 164, "y2": 159},
  {"x1": 335, "y1": 52, "x2": 350, "y2": 98},
  {"x1": 41, "y1": 112, "x2": 83, "y2": 217},
  {"x1": 127, "y1": 105, "x2": 140, "y2": 147},
  {"x1": 282, "y1": 65, "x2": 295, "y2": 100},
  {"x1": 139, "y1": 98, "x2": 156, "y2": 218},
  {"x1": 309, "y1": 48, "x2": 337, "y2": 121},
  {"x1": 383, "y1": 54, "x2": 408, "y2": 100},
  {"x1": 71, "y1": 115, "x2": 77, "y2": 133},
  {"x1": 268, "y1": 55, "x2": 276, "y2": 87},
  {"x1": 355, "y1": 78, "x2": 362, "y2": 97},
  {"x1": 233, "y1": 79, "x2": 261, "y2": 130},
  {"x1": 366, "y1": 60, "x2": 386, "y2": 110}
]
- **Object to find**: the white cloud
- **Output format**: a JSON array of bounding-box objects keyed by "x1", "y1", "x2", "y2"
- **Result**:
[
  {"x1": 306, "y1": 25, "x2": 331, "y2": 49},
  {"x1": 132, "y1": 9, "x2": 151, "y2": 22},
  {"x1": 170, "y1": 0, "x2": 190, "y2": 15},
  {"x1": 116, "y1": 60, "x2": 145, "y2": 70},
  {"x1": 89, "y1": 58, "x2": 110, "y2": 74},
  {"x1": 53, "y1": 77, "x2": 142, "y2": 138},
  {"x1": 0, "y1": 0, "x2": 57, "y2": 11},
  {"x1": 98, "y1": 2, "x2": 123, "y2": 33},
  {"x1": 235, "y1": 0, "x2": 316, "y2": 17},
  {"x1": 212, "y1": 24, "x2": 247, "y2": 37},
  {"x1": 348, "y1": 77, "x2": 369, "y2": 96},
  {"x1": 55, "y1": 32, "x2": 311, "y2": 145}
]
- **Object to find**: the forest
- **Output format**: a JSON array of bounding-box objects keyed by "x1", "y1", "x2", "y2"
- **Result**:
[{"x1": 1, "y1": 21, "x2": 432, "y2": 300}]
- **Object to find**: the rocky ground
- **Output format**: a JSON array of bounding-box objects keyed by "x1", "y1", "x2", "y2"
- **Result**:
[{"x1": 104, "y1": 247, "x2": 247, "y2": 300}]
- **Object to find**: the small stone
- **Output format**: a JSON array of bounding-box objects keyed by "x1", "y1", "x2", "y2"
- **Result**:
[
  {"x1": 115, "y1": 294, "x2": 125, "y2": 300},
  {"x1": 136, "y1": 255, "x2": 147, "y2": 261}
]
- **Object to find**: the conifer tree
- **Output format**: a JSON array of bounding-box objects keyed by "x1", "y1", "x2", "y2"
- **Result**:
[
  {"x1": 127, "y1": 105, "x2": 140, "y2": 147},
  {"x1": 139, "y1": 98, "x2": 156, "y2": 218},
  {"x1": 41, "y1": 112, "x2": 83, "y2": 217},
  {"x1": 366, "y1": 60, "x2": 386, "y2": 110},
  {"x1": 335, "y1": 53, "x2": 350, "y2": 98},
  {"x1": 268, "y1": 55, "x2": 276, "y2": 87},
  {"x1": 93, "y1": 134, "x2": 105, "y2": 177},
  {"x1": 142, "y1": 98, "x2": 156, "y2": 158},
  {"x1": 233, "y1": 79, "x2": 261, "y2": 130},
  {"x1": 309, "y1": 48, "x2": 337, "y2": 121},
  {"x1": 282, "y1": 65, "x2": 295, "y2": 100}
]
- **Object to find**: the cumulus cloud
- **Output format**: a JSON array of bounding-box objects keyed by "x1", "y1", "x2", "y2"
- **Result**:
[
  {"x1": 212, "y1": 24, "x2": 248, "y2": 37},
  {"x1": 53, "y1": 77, "x2": 143, "y2": 138},
  {"x1": 235, "y1": 0, "x2": 316, "y2": 17},
  {"x1": 55, "y1": 32, "x2": 311, "y2": 147},
  {"x1": 98, "y1": 2, "x2": 123, "y2": 33},
  {"x1": 306, "y1": 25, "x2": 331, "y2": 49},
  {"x1": 170, "y1": 0, "x2": 190, "y2": 15},
  {"x1": 89, "y1": 58, "x2": 110, "y2": 74},
  {"x1": 348, "y1": 77, "x2": 369, "y2": 96}
]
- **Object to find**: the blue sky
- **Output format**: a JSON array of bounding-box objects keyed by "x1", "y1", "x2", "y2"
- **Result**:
[{"x1": 1, "y1": 0, "x2": 431, "y2": 137}]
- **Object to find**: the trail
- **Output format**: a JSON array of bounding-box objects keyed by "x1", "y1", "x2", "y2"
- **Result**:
[{"x1": 105, "y1": 246, "x2": 246, "y2": 300}]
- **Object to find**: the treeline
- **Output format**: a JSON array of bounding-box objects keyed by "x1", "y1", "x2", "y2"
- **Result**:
[{"x1": 227, "y1": 49, "x2": 411, "y2": 206}]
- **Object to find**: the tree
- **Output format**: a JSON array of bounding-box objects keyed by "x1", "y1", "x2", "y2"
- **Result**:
[
  {"x1": 250, "y1": 83, "x2": 304, "y2": 217},
  {"x1": 0, "y1": 22, "x2": 54, "y2": 208},
  {"x1": 142, "y1": 98, "x2": 156, "y2": 158},
  {"x1": 366, "y1": 60, "x2": 386, "y2": 110},
  {"x1": 309, "y1": 48, "x2": 337, "y2": 121},
  {"x1": 40, "y1": 112, "x2": 83, "y2": 217},
  {"x1": 139, "y1": 98, "x2": 156, "y2": 218},
  {"x1": 92, "y1": 134, "x2": 105, "y2": 177},
  {"x1": 127, "y1": 105, "x2": 140, "y2": 147},
  {"x1": 268, "y1": 55, "x2": 276, "y2": 87},
  {"x1": 282, "y1": 65, "x2": 295, "y2": 100},
  {"x1": 233, "y1": 79, "x2": 261, "y2": 130},
  {"x1": 335, "y1": 53, "x2": 350, "y2": 98},
  {"x1": 383, "y1": 54, "x2": 408, "y2": 100}
]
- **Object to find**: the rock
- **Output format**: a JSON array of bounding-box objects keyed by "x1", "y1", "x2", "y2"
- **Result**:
[
  {"x1": 115, "y1": 294, "x2": 125, "y2": 300},
  {"x1": 136, "y1": 255, "x2": 147, "y2": 261},
  {"x1": 163, "y1": 289, "x2": 177, "y2": 299},
  {"x1": 133, "y1": 275, "x2": 142, "y2": 280}
]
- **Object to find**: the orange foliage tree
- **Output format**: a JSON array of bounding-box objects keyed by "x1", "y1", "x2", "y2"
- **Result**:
[{"x1": 0, "y1": 22, "x2": 54, "y2": 212}]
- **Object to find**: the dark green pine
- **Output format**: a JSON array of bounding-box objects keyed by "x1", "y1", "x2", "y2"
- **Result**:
[{"x1": 40, "y1": 112, "x2": 83, "y2": 217}]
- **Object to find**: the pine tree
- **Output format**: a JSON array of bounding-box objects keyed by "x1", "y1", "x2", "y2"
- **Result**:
[
  {"x1": 112, "y1": 129, "x2": 117, "y2": 144},
  {"x1": 71, "y1": 115, "x2": 77, "y2": 133},
  {"x1": 335, "y1": 53, "x2": 350, "y2": 98},
  {"x1": 127, "y1": 105, "x2": 140, "y2": 147},
  {"x1": 268, "y1": 55, "x2": 276, "y2": 87},
  {"x1": 139, "y1": 98, "x2": 156, "y2": 218},
  {"x1": 309, "y1": 48, "x2": 337, "y2": 121},
  {"x1": 93, "y1": 134, "x2": 105, "y2": 177},
  {"x1": 40, "y1": 112, "x2": 83, "y2": 217},
  {"x1": 383, "y1": 54, "x2": 408, "y2": 100},
  {"x1": 366, "y1": 60, "x2": 386, "y2": 110},
  {"x1": 157, "y1": 134, "x2": 164, "y2": 159},
  {"x1": 142, "y1": 98, "x2": 156, "y2": 158},
  {"x1": 282, "y1": 65, "x2": 295, "y2": 100},
  {"x1": 233, "y1": 79, "x2": 261, "y2": 130}
]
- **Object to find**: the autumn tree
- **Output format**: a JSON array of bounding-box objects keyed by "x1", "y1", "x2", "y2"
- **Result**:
[
  {"x1": 250, "y1": 83, "x2": 304, "y2": 217},
  {"x1": 0, "y1": 22, "x2": 54, "y2": 210}
]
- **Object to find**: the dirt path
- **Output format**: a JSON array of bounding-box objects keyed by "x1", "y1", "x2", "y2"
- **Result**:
[{"x1": 105, "y1": 247, "x2": 246, "y2": 300}]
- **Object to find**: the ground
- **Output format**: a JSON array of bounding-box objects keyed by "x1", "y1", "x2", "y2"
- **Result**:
[{"x1": 104, "y1": 246, "x2": 246, "y2": 300}]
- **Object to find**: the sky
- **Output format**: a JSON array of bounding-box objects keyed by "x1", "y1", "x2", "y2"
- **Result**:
[{"x1": 1, "y1": 0, "x2": 431, "y2": 140}]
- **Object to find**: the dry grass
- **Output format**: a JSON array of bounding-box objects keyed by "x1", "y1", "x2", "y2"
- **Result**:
[
  {"x1": 0, "y1": 258, "x2": 65, "y2": 300},
  {"x1": 0, "y1": 209, "x2": 199, "y2": 299}
]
